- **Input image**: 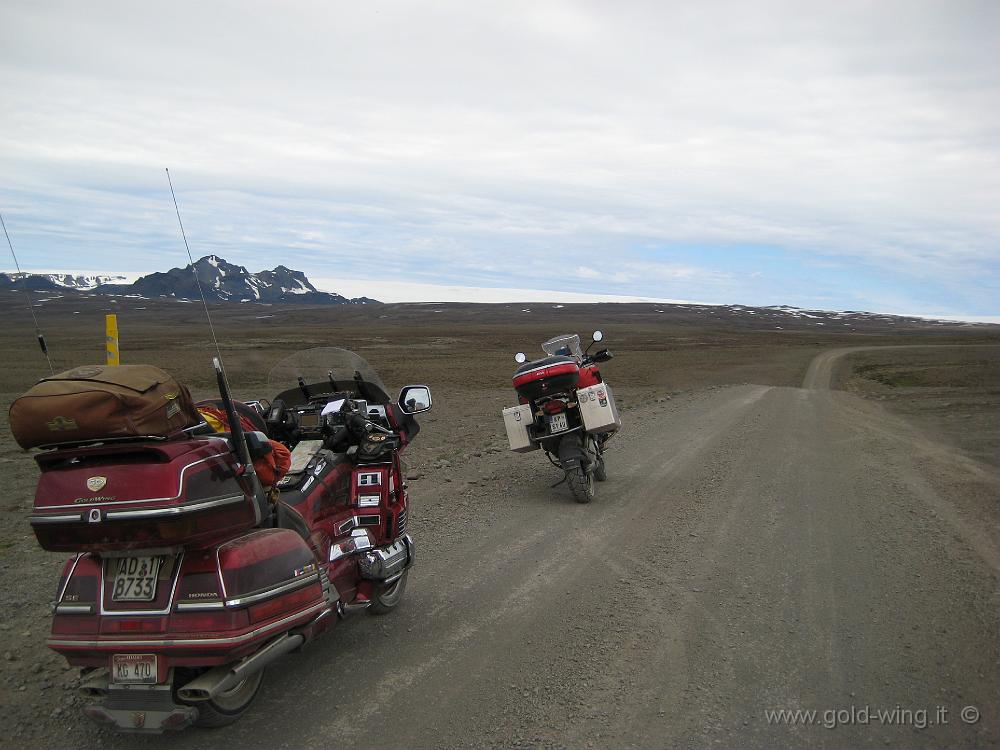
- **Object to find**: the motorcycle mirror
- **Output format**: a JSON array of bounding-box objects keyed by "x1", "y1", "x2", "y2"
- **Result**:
[
  {"x1": 515, "y1": 352, "x2": 527, "y2": 364},
  {"x1": 592, "y1": 330, "x2": 604, "y2": 342},
  {"x1": 398, "y1": 384, "x2": 432, "y2": 414}
]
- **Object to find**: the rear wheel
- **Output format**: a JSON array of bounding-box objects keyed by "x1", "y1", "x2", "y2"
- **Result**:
[
  {"x1": 193, "y1": 669, "x2": 265, "y2": 728},
  {"x1": 368, "y1": 569, "x2": 409, "y2": 615},
  {"x1": 559, "y1": 434, "x2": 595, "y2": 503},
  {"x1": 567, "y1": 466, "x2": 595, "y2": 503}
]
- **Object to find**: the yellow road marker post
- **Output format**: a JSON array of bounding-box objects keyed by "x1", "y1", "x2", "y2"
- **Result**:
[{"x1": 106, "y1": 314, "x2": 120, "y2": 365}]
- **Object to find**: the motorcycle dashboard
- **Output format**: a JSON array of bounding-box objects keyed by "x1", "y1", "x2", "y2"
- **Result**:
[{"x1": 288, "y1": 398, "x2": 393, "y2": 437}]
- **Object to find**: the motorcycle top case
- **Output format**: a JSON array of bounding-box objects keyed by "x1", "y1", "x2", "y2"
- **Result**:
[
  {"x1": 576, "y1": 383, "x2": 622, "y2": 434},
  {"x1": 512, "y1": 355, "x2": 580, "y2": 401},
  {"x1": 9, "y1": 364, "x2": 201, "y2": 449},
  {"x1": 29, "y1": 437, "x2": 258, "y2": 552}
]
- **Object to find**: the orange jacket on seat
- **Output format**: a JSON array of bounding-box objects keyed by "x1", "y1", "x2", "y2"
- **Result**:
[{"x1": 195, "y1": 403, "x2": 291, "y2": 486}]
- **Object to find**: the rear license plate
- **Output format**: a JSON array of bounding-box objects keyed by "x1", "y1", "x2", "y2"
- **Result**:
[
  {"x1": 110, "y1": 556, "x2": 163, "y2": 602},
  {"x1": 111, "y1": 654, "x2": 157, "y2": 685},
  {"x1": 548, "y1": 413, "x2": 569, "y2": 433}
]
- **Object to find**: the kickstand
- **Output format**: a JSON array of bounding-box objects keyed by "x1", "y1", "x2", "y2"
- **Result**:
[{"x1": 550, "y1": 473, "x2": 568, "y2": 488}]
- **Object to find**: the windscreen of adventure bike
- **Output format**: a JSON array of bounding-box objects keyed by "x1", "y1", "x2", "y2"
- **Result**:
[
  {"x1": 267, "y1": 347, "x2": 391, "y2": 407},
  {"x1": 541, "y1": 334, "x2": 583, "y2": 361}
]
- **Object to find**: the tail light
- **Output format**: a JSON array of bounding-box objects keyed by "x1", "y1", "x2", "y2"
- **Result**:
[
  {"x1": 542, "y1": 399, "x2": 567, "y2": 415},
  {"x1": 105, "y1": 618, "x2": 163, "y2": 633},
  {"x1": 170, "y1": 610, "x2": 250, "y2": 632},
  {"x1": 52, "y1": 613, "x2": 100, "y2": 636}
]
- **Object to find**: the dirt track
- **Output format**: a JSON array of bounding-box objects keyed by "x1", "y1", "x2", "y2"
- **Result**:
[{"x1": 16, "y1": 346, "x2": 982, "y2": 749}]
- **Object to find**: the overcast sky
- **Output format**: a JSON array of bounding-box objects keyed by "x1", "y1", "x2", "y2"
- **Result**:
[{"x1": 1, "y1": 1, "x2": 997, "y2": 317}]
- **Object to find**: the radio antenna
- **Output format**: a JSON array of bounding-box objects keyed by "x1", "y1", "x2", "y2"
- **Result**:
[
  {"x1": 1, "y1": 211, "x2": 54, "y2": 374},
  {"x1": 164, "y1": 171, "x2": 262, "y2": 511},
  {"x1": 165, "y1": 168, "x2": 225, "y2": 367}
]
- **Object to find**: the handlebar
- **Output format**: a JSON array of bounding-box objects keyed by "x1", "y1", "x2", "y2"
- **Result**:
[
  {"x1": 347, "y1": 413, "x2": 393, "y2": 436},
  {"x1": 583, "y1": 349, "x2": 613, "y2": 365}
]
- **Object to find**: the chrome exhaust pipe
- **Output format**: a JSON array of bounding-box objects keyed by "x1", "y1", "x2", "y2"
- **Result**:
[
  {"x1": 177, "y1": 633, "x2": 304, "y2": 702},
  {"x1": 79, "y1": 667, "x2": 110, "y2": 698}
]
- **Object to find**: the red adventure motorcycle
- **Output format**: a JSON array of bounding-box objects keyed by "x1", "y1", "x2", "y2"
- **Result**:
[
  {"x1": 502, "y1": 331, "x2": 621, "y2": 503},
  {"x1": 21, "y1": 347, "x2": 430, "y2": 732}
]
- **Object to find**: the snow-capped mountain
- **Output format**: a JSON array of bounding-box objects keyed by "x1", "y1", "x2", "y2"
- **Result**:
[
  {"x1": 0, "y1": 272, "x2": 128, "y2": 291},
  {"x1": 95, "y1": 256, "x2": 378, "y2": 304},
  {"x1": 51, "y1": 273, "x2": 129, "y2": 290}
]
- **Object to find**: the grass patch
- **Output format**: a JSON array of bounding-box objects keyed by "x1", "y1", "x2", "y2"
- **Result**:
[
  {"x1": 854, "y1": 364, "x2": 919, "y2": 388},
  {"x1": 854, "y1": 361, "x2": 1000, "y2": 389}
]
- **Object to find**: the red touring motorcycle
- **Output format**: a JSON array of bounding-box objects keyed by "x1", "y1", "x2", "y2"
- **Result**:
[
  {"x1": 502, "y1": 331, "x2": 621, "y2": 503},
  {"x1": 16, "y1": 347, "x2": 431, "y2": 732}
]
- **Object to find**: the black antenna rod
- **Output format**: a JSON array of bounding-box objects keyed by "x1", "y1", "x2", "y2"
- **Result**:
[
  {"x1": 166, "y1": 174, "x2": 266, "y2": 523},
  {"x1": 165, "y1": 168, "x2": 224, "y2": 367},
  {"x1": 1, "y1": 212, "x2": 54, "y2": 374}
]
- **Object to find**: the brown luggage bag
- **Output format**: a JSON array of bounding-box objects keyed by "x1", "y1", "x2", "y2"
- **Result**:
[{"x1": 9, "y1": 364, "x2": 201, "y2": 449}]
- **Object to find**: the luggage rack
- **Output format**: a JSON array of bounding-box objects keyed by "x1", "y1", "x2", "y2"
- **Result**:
[
  {"x1": 35, "y1": 423, "x2": 213, "y2": 452},
  {"x1": 36, "y1": 434, "x2": 173, "y2": 451}
]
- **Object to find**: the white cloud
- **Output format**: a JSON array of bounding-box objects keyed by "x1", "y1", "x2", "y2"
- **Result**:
[
  {"x1": 0, "y1": 0, "x2": 997, "y2": 312},
  {"x1": 310, "y1": 276, "x2": 702, "y2": 305}
]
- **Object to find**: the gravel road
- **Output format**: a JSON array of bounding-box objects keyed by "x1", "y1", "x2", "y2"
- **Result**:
[{"x1": 6, "y1": 348, "x2": 1000, "y2": 748}]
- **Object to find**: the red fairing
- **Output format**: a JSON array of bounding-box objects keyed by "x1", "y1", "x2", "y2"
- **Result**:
[{"x1": 577, "y1": 364, "x2": 603, "y2": 389}]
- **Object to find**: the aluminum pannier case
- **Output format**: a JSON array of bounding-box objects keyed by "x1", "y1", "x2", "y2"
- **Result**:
[
  {"x1": 502, "y1": 404, "x2": 538, "y2": 452},
  {"x1": 576, "y1": 383, "x2": 622, "y2": 434}
]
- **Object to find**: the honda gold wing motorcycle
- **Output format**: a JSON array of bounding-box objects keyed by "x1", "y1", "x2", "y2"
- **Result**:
[
  {"x1": 502, "y1": 331, "x2": 621, "y2": 502},
  {"x1": 15, "y1": 347, "x2": 430, "y2": 732}
]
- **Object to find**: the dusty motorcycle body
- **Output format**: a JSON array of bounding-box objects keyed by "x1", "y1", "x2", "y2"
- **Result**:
[
  {"x1": 502, "y1": 331, "x2": 621, "y2": 502},
  {"x1": 26, "y1": 348, "x2": 430, "y2": 732}
]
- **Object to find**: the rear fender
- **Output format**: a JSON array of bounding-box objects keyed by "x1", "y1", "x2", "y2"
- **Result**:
[{"x1": 557, "y1": 434, "x2": 586, "y2": 471}]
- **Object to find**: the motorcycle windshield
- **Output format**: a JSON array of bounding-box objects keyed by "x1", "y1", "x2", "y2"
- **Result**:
[
  {"x1": 541, "y1": 334, "x2": 583, "y2": 361},
  {"x1": 267, "y1": 347, "x2": 391, "y2": 406}
]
